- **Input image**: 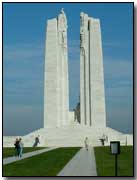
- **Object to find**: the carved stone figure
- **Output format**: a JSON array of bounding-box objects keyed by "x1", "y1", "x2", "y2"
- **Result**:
[
  {"x1": 58, "y1": 8, "x2": 67, "y2": 31},
  {"x1": 80, "y1": 12, "x2": 85, "y2": 56},
  {"x1": 58, "y1": 8, "x2": 68, "y2": 52},
  {"x1": 62, "y1": 31, "x2": 67, "y2": 47},
  {"x1": 80, "y1": 12, "x2": 84, "y2": 28}
]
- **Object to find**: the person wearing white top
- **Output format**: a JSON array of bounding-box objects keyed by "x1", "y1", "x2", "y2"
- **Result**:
[{"x1": 19, "y1": 138, "x2": 24, "y2": 158}]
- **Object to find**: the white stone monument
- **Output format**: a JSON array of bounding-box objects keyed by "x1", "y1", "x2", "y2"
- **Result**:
[
  {"x1": 44, "y1": 8, "x2": 69, "y2": 128},
  {"x1": 80, "y1": 12, "x2": 106, "y2": 127},
  {"x1": 3, "y1": 10, "x2": 133, "y2": 147}
]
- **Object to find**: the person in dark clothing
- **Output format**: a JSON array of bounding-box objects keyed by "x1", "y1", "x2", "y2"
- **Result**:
[
  {"x1": 14, "y1": 138, "x2": 20, "y2": 157},
  {"x1": 33, "y1": 136, "x2": 40, "y2": 147}
]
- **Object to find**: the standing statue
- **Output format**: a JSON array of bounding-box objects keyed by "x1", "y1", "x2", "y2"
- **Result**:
[
  {"x1": 58, "y1": 8, "x2": 67, "y2": 54},
  {"x1": 60, "y1": 8, "x2": 67, "y2": 30},
  {"x1": 80, "y1": 12, "x2": 85, "y2": 57}
]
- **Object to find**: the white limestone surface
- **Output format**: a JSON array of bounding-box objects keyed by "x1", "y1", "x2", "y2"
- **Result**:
[
  {"x1": 80, "y1": 13, "x2": 106, "y2": 128},
  {"x1": 3, "y1": 126, "x2": 133, "y2": 147},
  {"x1": 44, "y1": 9, "x2": 69, "y2": 128}
]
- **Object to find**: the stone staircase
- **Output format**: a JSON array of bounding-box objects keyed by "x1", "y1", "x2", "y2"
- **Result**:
[{"x1": 3, "y1": 126, "x2": 133, "y2": 147}]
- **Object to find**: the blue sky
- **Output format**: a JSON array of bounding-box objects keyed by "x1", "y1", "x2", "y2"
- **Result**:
[{"x1": 3, "y1": 3, "x2": 133, "y2": 135}]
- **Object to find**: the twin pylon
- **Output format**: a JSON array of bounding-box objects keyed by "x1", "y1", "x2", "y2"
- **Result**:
[{"x1": 44, "y1": 9, "x2": 106, "y2": 128}]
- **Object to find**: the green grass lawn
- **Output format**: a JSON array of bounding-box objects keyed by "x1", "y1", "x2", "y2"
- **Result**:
[
  {"x1": 3, "y1": 147, "x2": 81, "y2": 176},
  {"x1": 94, "y1": 146, "x2": 133, "y2": 176},
  {"x1": 3, "y1": 147, "x2": 46, "y2": 158}
]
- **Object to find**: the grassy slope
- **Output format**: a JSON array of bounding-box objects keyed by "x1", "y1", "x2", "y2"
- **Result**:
[
  {"x1": 94, "y1": 146, "x2": 133, "y2": 176},
  {"x1": 3, "y1": 147, "x2": 81, "y2": 176},
  {"x1": 3, "y1": 147, "x2": 46, "y2": 158}
]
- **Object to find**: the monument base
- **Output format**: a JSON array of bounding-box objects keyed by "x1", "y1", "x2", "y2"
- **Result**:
[{"x1": 3, "y1": 124, "x2": 133, "y2": 147}]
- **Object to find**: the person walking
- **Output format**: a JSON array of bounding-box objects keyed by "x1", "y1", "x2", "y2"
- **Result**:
[
  {"x1": 14, "y1": 138, "x2": 20, "y2": 157},
  {"x1": 33, "y1": 135, "x2": 40, "y2": 147},
  {"x1": 19, "y1": 138, "x2": 24, "y2": 158},
  {"x1": 84, "y1": 137, "x2": 89, "y2": 151}
]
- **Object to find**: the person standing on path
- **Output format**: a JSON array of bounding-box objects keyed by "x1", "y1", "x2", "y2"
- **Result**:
[
  {"x1": 84, "y1": 137, "x2": 89, "y2": 151},
  {"x1": 14, "y1": 138, "x2": 20, "y2": 157},
  {"x1": 19, "y1": 138, "x2": 24, "y2": 158},
  {"x1": 33, "y1": 135, "x2": 40, "y2": 147}
]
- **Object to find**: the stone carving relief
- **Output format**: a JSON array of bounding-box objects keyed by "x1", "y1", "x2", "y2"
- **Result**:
[
  {"x1": 58, "y1": 8, "x2": 67, "y2": 55},
  {"x1": 80, "y1": 12, "x2": 85, "y2": 57},
  {"x1": 60, "y1": 8, "x2": 67, "y2": 30}
]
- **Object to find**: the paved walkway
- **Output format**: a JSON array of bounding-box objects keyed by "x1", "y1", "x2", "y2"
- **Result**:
[
  {"x1": 58, "y1": 147, "x2": 97, "y2": 176},
  {"x1": 3, "y1": 147, "x2": 58, "y2": 165}
]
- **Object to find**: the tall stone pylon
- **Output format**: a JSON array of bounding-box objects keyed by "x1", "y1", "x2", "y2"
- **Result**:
[
  {"x1": 44, "y1": 9, "x2": 69, "y2": 128},
  {"x1": 80, "y1": 12, "x2": 106, "y2": 127}
]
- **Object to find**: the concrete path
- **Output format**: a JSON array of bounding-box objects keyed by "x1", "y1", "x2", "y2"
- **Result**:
[
  {"x1": 58, "y1": 147, "x2": 97, "y2": 176},
  {"x1": 3, "y1": 147, "x2": 58, "y2": 165}
]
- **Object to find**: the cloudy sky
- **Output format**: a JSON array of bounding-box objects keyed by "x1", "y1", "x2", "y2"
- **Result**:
[{"x1": 3, "y1": 3, "x2": 133, "y2": 135}]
